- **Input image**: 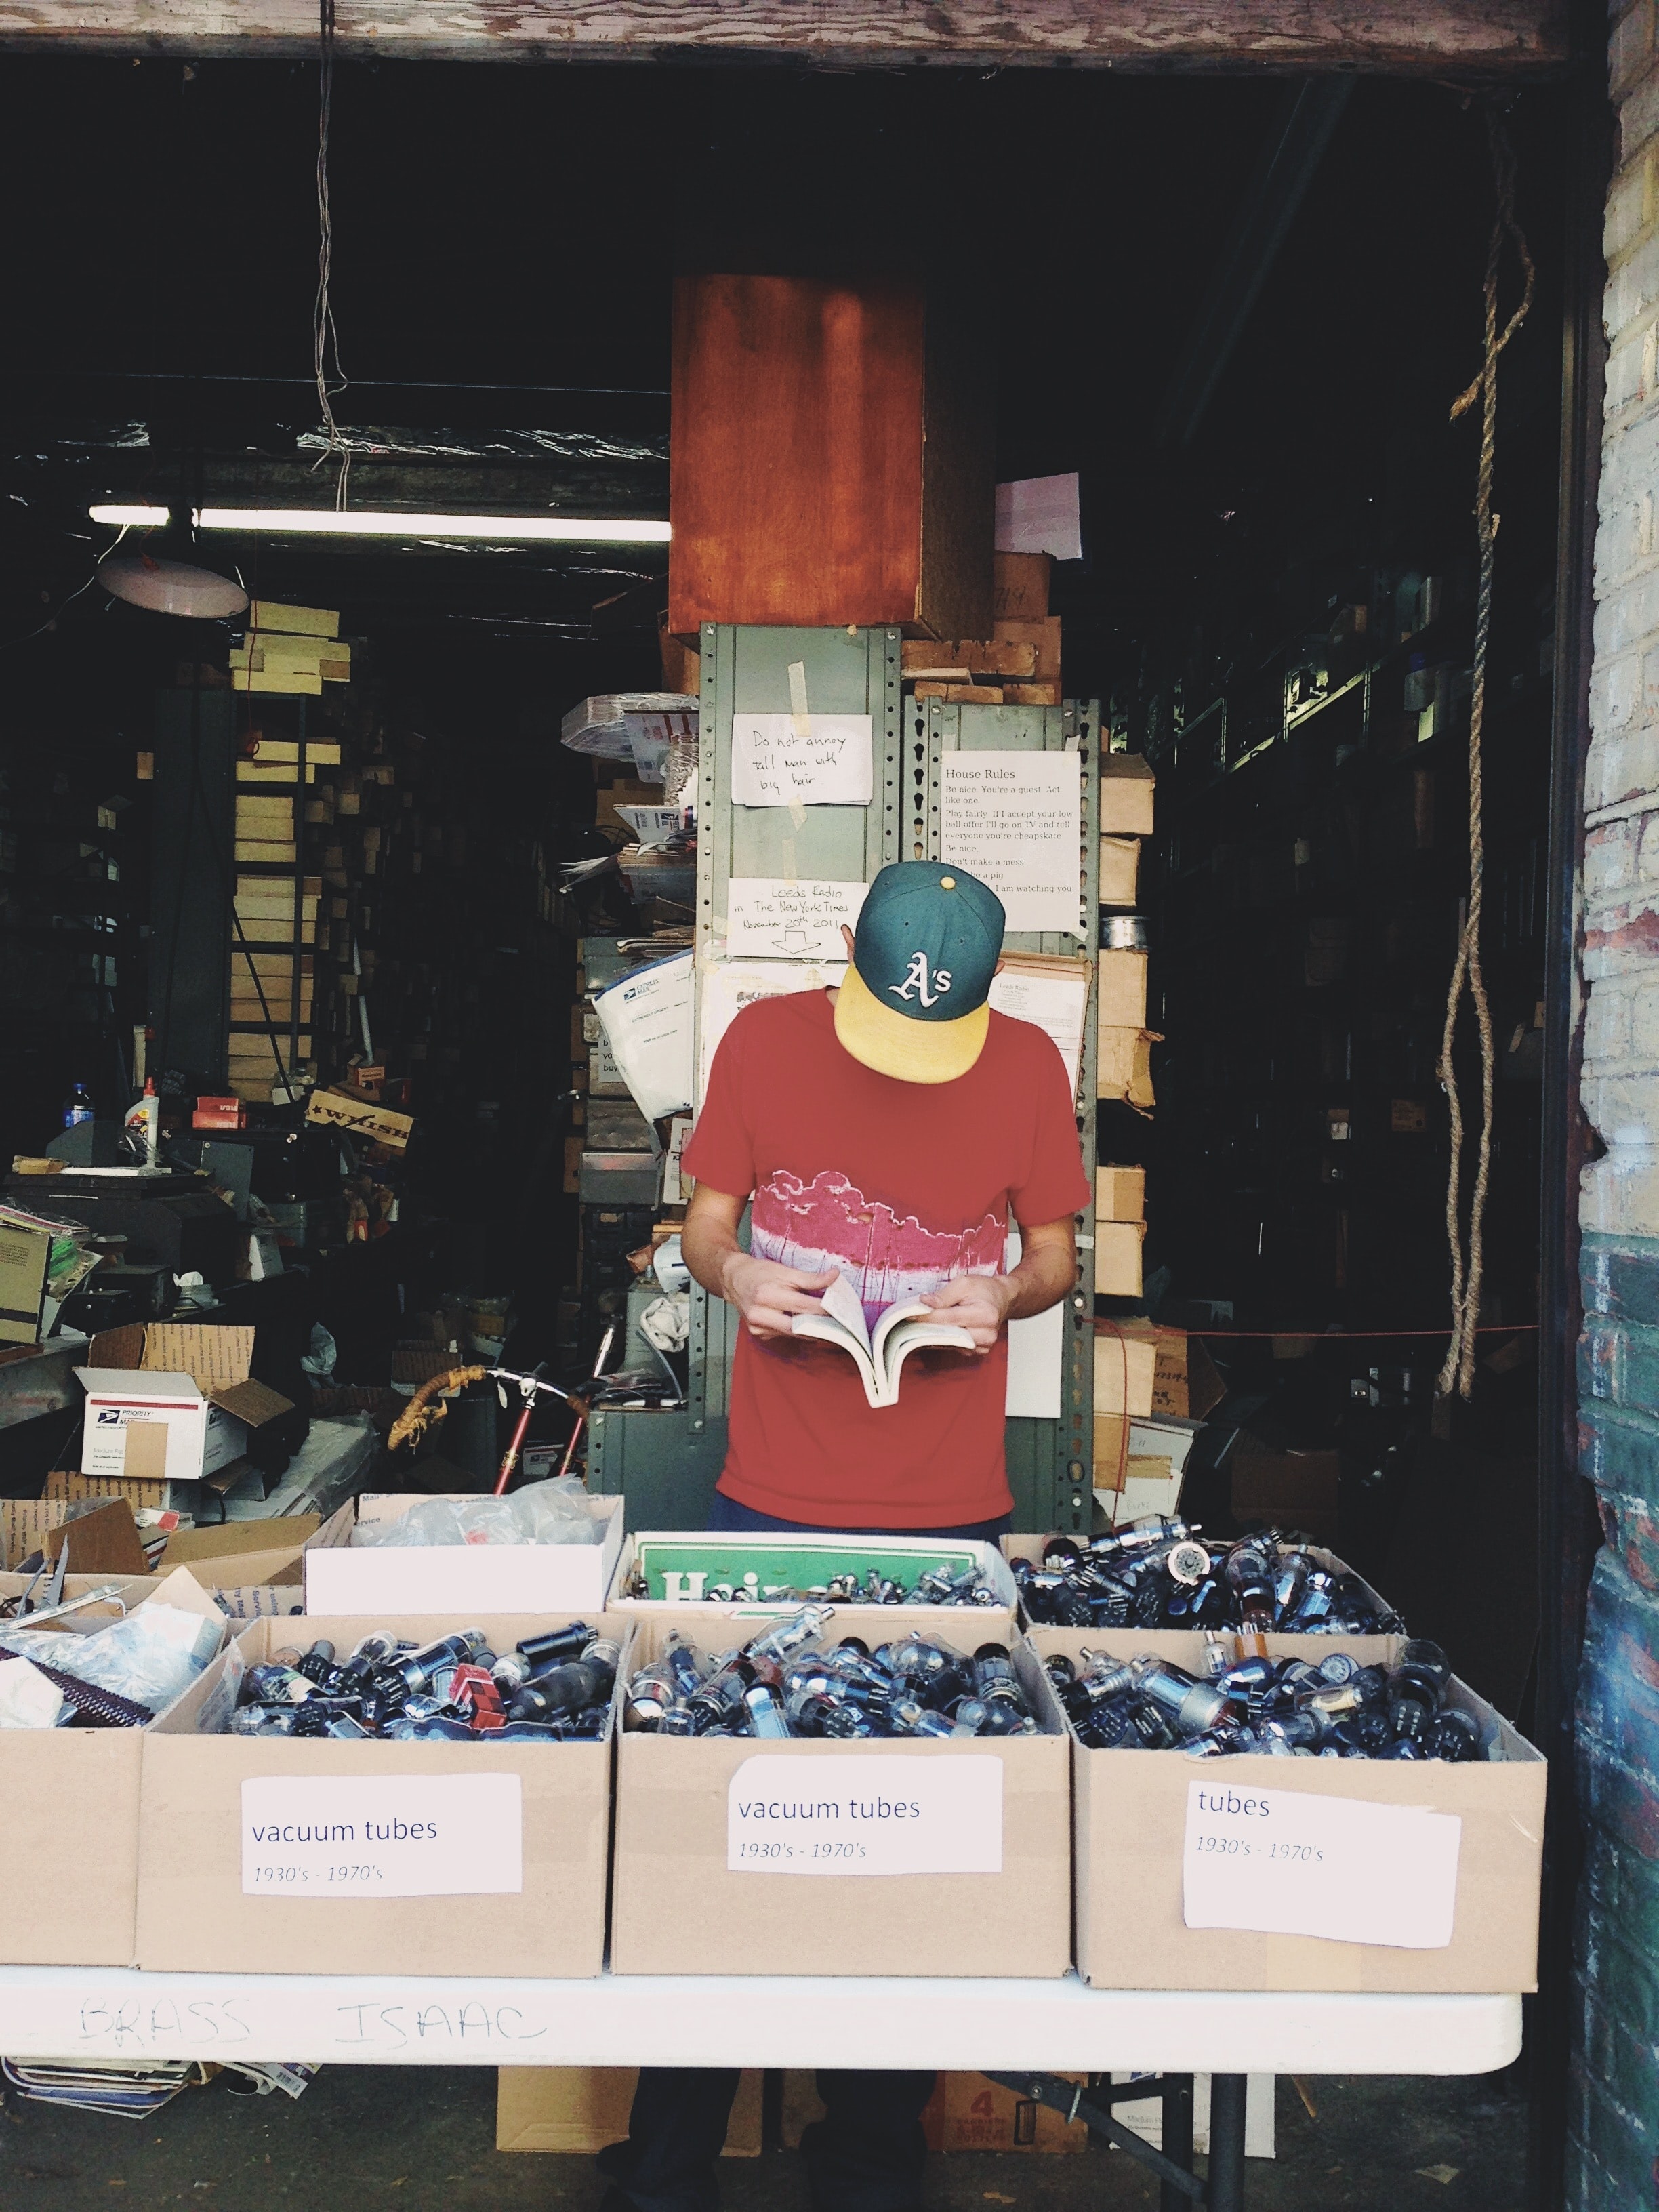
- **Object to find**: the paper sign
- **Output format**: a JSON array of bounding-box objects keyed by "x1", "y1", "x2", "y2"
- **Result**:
[
  {"x1": 616, "y1": 804, "x2": 690, "y2": 846},
  {"x1": 995, "y1": 472, "x2": 1082, "y2": 562},
  {"x1": 727, "y1": 1755, "x2": 1002, "y2": 1876},
  {"x1": 241, "y1": 1774, "x2": 523, "y2": 1900},
  {"x1": 697, "y1": 960, "x2": 846, "y2": 1103},
  {"x1": 1004, "y1": 1230, "x2": 1063, "y2": 1420},
  {"x1": 725, "y1": 878, "x2": 868, "y2": 960},
  {"x1": 731, "y1": 714, "x2": 874, "y2": 809},
  {"x1": 1182, "y1": 1780, "x2": 1462, "y2": 1948},
  {"x1": 939, "y1": 752, "x2": 1082, "y2": 935},
  {"x1": 594, "y1": 950, "x2": 694, "y2": 1120}
]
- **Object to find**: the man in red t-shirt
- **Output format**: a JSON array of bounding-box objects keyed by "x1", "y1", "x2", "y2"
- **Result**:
[
  {"x1": 680, "y1": 857, "x2": 1088, "y2": 1533},
  {"x1": 597, "y1": 864, "x2": 1088, "y2": 2212}
]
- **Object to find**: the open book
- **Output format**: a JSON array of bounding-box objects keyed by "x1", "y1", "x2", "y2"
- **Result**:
[{"x1": 790, "y1": 1271, "x2": 976, "y2": 1409}]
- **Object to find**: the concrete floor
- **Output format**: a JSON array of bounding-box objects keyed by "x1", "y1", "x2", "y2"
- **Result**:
[{"x1": 0, "y1": 2066, "x2": 1528, "y2": 2211}]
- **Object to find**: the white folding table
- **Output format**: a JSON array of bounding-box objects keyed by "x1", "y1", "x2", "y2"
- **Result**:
[{"x1": 0, "y1": 1967, "x2": 1521, "y2": 2212}]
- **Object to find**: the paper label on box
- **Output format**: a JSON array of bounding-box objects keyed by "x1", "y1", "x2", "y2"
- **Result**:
[
  {"x1": 726, "y1": 1755, "x2": 1002, "y2": 1876},
  {"x1": 1182, "y1": 1780, "x2": 1460, "y2": 1948},
  {"x1": 241, "y1": 1774, "x2": 523, "y2": 1899}
]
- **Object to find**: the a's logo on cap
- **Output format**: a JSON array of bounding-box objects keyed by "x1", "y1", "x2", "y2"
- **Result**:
[{"x1": 889, "y1": 951, "x2": 953, "y2": 1009}]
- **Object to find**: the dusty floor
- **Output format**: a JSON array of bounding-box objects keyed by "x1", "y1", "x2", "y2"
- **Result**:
[{"x1": 0, "y1": 2065, "x2": 1528, "y2": 2211}]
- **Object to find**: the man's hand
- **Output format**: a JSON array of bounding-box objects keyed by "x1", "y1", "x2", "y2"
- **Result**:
[
  {"x1": 920, "y1": 1273, "x2": 1018, "y2": 1353},
  {"x1": 719, "y1": 1251, "x2": 838, "y2": 1341}
]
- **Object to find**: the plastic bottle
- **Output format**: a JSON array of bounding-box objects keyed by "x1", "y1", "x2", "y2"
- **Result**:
[
  {"x1": 62, "y1": 1082, "x2": 94, "y2": 1130},
  {"x1": 122, "y1": 1077, "x2": 159, "y2": 1166}
]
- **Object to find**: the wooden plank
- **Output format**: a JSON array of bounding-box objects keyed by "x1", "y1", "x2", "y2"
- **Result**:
[{"x1": 0, "y1": 1, "x2": 1567, "y2": 72}]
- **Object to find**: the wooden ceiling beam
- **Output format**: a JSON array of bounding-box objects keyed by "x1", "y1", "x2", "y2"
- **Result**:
[{"x1": 0, "y1": 2, "x2": 1568, "y2": 77}]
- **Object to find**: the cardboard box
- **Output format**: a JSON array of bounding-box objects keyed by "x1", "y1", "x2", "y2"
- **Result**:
[
  {"x1": 1096, "y1": 1164, "x2": 1145, "y2": 1223},
  {"x1": 1093, "y1": 1324, "x2": 1159, "y2": 1417},
  {"x1": 1099, "y1": 755, "x2": 1156, "y2": 836},
  {"x1": 784, "y1": 2070, "x2": 1087, "y2": 2154},
  {"x1": 1097, "y1": 948, "x2": 1149, "y2": 1031},
  {"x1": 1153, "y1": 1334, "x2": 1225, "y2": 1420},
  {"x1": 159, "y1": 1515, "x2": 319, "y2": 1591},
  {"x1": 77, "y1": 1324, "x2": 293, "y2": 1488},
  {"x1": 992, "y1": 551, "x2": 1051, "y2": 621},
  {"x1": 1094, "y1": 1221, "x2": 1146, "y2": 1298},
  {"x1": 304, "y1": 1492, "x2": 625, "y2": 1617},
  {"x1": 305, "y1": 1088, "x2": 415, "y2": 1151},
  {"x1": 1097, "y1": 1027, "x2": 1157, "y2": 1110},
  {"x1": 135, "y1": 1610, "x2": 623, "y2": 1978},
  {"x1": 1088, "y1": 1416, "x2": 1181, "y2": 1492},
  {"x1": 1231, "y1": 1446, "x2": 1340, "y2": 1542},
  {"x1": 1033, "y1": 1625, "x2": 1547, "y2": 1994},
  {"x1": 607, "y1": 1531, "x2": 1019, "y2": 1616},
  {"x1": 192, "y1": 1097, "x2": 247, "y2": 1131},
  {"x1": 0, "y1": 1567, "x2": 229, "y2": 1967},
  {"x1": 1099, "y1": 834, "x2": 1140, "y2": 908},
  {"x1": 498, "y1": 2068, "x2": 762, "y2": 2156},
  {"x1": 610, "y1": 1618, "x2": 1070, "y2": 1979}
]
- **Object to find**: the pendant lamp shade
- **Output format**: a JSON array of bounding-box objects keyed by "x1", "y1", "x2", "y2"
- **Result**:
[{"x1": 97, "y1": 552, "x2": 249, "y2": 620}]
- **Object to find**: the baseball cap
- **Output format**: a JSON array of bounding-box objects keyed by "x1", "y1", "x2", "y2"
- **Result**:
[{"x1": 834, "y1": 861, "x2": 1006, "y2": 1084}]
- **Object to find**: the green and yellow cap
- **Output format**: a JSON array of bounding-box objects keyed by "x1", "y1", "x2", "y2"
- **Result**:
[{"x1": 834, "y1": 861, "x2": 1006, "y2": 1085}]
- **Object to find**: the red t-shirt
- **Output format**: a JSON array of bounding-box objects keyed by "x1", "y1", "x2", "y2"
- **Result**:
[{"x1": 681, "y1": 988, "x2": 1090, "y2": 1528}]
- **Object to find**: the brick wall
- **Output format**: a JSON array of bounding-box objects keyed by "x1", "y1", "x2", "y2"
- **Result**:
[{"x1": 1572, "y1": 4, "x2": 1659, "y2": 2202}]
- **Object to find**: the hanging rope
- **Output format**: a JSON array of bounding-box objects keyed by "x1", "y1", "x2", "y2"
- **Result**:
[
  {"x1": 312, "y1": 0, "x2": 350, "y2": 508},
  {"x1": 1437, "y1": 108, "x2": 1534, "y2": 1401}
]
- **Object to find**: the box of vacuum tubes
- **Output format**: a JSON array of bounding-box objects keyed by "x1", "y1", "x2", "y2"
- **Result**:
[
  {"x1": 607, "y1": 1531, "x2": 1020, "y2": 1620},
  {"x1": 609, "y1": 1611, "x2": 1071, "y2": 1978},
  {"x1": 134, "y1": 1612, "x2": 626, "y2": 1978},
  {"x1": 304, "y1": 1492, "x2": 626, "y2": 1617},
  {"x1": 1032, "y1": 1625, "x2": 1546, "y2": 1994},
  {"x1": 0, "y1": 1568, "x2": 233, "y2": 1968}
]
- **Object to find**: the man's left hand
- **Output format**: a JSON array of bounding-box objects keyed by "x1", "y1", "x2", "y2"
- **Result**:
[{"x1": 920, "y1": 1274, "x2": 1017, "y2": 1353}]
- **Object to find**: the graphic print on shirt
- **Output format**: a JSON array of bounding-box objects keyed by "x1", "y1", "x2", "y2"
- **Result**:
[{"x1": 750, "y1": 1168, "x2": 1003, "y2": 1326}]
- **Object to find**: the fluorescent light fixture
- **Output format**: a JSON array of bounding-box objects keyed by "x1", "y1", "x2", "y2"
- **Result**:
[
  {"x1": 192, "y1": 507, "x2": 670, "y2": 544},
  {"x1": 89, "y1": 504, "x2": 171, "y2": 527}
]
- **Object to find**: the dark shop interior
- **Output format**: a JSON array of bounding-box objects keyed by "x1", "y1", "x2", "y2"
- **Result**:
[{"x1": 0, "y1": 26, "x2": 1593, "y2": 2212}]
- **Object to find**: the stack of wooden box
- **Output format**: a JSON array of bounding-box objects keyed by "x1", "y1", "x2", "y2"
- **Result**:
[{"x1": 898, "y1": 550, "x2": 1063, "y2": 703}]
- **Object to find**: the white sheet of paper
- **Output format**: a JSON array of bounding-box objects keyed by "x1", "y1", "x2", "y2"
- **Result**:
[
  {"x1": 727, "y1": 1755, "x2": 1002, "y2": 1875},
  {"x1": 939, "y1": 752, "x2": 1082, "y2": 935},
  {"x1": 1004, "y1": 1226, "x2": 1063, "y2": 1418},
  {"x1": 241, "y1": 1774, "x2": 523, "y2": 1900},
  {"x1": 725, "y1": 877, "x2": 868, "y2": 960},
  {"x1": 995, "y1": 472, "x2": 1082, "y2": 561},
  {"x1": 988, "y1": 966, "x2": 1090, "y2": 1092},
  {"x1": 1182, "y1": 1780, "x2": 1462, "y2": 1948},
  {"x1": 594, "y1": 950, "x2": 694, "y2": 1120},
  {"x1": 697, "y1": 959, "x2": 845, "y2": 1105},
  {"x1": 731, "y1": 713, "x2": 874, "y2": 808}
]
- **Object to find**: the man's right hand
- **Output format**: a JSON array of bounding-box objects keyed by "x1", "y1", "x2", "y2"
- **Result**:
[{"x1": 718, "y1": 1251, "x2": 838, "y2": 1340}]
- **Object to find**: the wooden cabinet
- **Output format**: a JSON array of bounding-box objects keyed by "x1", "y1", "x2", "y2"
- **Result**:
[{"x1": 668, "y1": 272, "x2": 992, "y2": 639}]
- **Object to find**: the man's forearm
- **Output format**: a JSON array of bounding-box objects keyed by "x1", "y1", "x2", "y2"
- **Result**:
[
  {"x1": 681, "y1": 1214, "x2": 741, "y2": 1302},
  {"x1": 1001, "y1": 1237, "x2": 1078, "y2": 1322}
]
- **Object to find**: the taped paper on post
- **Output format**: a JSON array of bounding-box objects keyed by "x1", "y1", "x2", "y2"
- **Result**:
[{"x1": 731, "y1": 714, "x2": 873, "y2": 809}]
